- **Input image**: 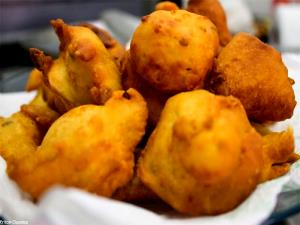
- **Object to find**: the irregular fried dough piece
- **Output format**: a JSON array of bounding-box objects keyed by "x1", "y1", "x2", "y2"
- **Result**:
[
  {"x1": 253, "y1": 125, "x2": 299, "y2": 181},
  {"x1": 131, "y1": 10, "x2": 219, "y2": 93},
  {"x1": 187, "y1": 0, "x2": 232, "y2": 46},
  {"x1": 207, "y1": 33, "x2": 296, "y2": 122},
  {"x1": 25, "y1": 68, "x2": 61, "y2": 123},
  {"x1": 122, "y1": 51, "x2": 169, "y2": 127},
  {"x1": 138, "y1": 90, "x2": 298, "y2": 215},
  {"x1": 0, "y1": 112, "x2": 42, "y2": 176},
  {"x1": 30, "y1": 19, "x2": 122, "y2": 113},
  {"x1": 26, "y1": 24, "x2": 125, "y2": 91},
  {"x1": 30, "y1": 49, "x2": 75, "y2": 112},
  {"x1": 26, "y1": 68, "x2": 43, "y2": 91},
  {"x1": 21, "y1": 89, "x2": 60, "y2": 130},
  {"x1": 261, "y1": 128, "x2": 298, "y2": 180},
  {"x1": 78, "y1": 23, "x2": 125, "y2": 69},
  {"x1": 155, "y1": 1, "x2": 179, "y2": 11},
  {"x1": 0, "y1": 89, "x2": 148, "y2": 199}
]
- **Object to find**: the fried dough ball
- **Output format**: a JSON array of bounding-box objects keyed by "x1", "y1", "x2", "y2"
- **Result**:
[
  {"x1": 30, "y1": 19, "x2": 122, "y2": 113},
  {"x1": 0, "y1": 89, "x2": 148, "y2": 199},
  {"x1": 155, "y1": 1, "x2": 179, "y2": 11},
  {"x1": 187, "y1": 0, "x2": 232, "y2": 46},
  {"x1": 138, "y1": 90, "x2": 297, "y2": 215},
  {"x1": 207, "y1": 33, "x2": 296, "y2": 122},
  {"x1": 121, "y1": 51, "x2": 169, "y2": 127},
  {"x1": 130, "y1": 10, "x2": 219, "y2": 93},
  {"x1": 78, "y1": 23, "x2": 125, "y2": 69}
]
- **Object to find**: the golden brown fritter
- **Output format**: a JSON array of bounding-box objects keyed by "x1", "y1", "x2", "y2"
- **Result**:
[
  {"x1": 30, "y1": 19, "x2": 122, "y2": 113},
  {"x1": 138, "y1": 90, "x2": 298, "y2": 215},
  {"x1": 0, "y1": 89, "x2": 148, "y2": 200},
  {"x1": 0, "y1": 112, "x2": 42, "y2": 176},
  {"x1": 78, "y1": 23, "x2": 126, "y2": 69},
  {"x1": 207, "y1": 33, "x2": 296, "y2": 122},
  {"x1": 30, "y1": 49, "x2": 75, "y2": 112},
  {"x1": 138, "y1": 90, "x2": 262, "y2": 215},
  {"x1": 253, "y1": 125, "x2": 299, "y2": 182},
  {"x1": 130, "y1": 10, "x2": 219, "y2": 93},
  {"x1": 187, "y1": 0, "x2": 232, "y2": 46},
  {"x1": 21, "y1": 88, "x2": 60, "y2": 130},
  {"x1": 25, "y1": 68, "x2": 43, "y2": 91},
  {"x1": 121, "y1": 51, "x2": 169, "y2": 127}
]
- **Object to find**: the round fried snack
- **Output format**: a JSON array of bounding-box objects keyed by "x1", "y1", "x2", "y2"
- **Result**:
[
  {"x1": 187, "y1": 0, "x2": 232, "y2": 46},
  {"x1": 253, "y1": 124, "x2": 300, "y2": 182},
  {"x1": 121, "y1": 51, "x2": 169, "y2": 127},
  {"x1": 30, "y1": 19, "x2": 122, "y2": 113},
  {"x1": 138, "y1": 90, "x2": 298, "y2": 215},
  {"x1": 0, "y1": 89, "x2": 148, "y2": 199},
  {"x1": 130, "y1": 10, "x2": 219, "y2": 93},
  {"x1": 207, "y1": 33, "x2": 296, "y2": 122}
]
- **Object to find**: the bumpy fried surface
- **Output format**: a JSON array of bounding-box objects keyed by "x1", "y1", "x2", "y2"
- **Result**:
[
  {"x1": 130, "y1": 10, "x2": 219, "y2": 93},
  {"x1": 0, "y1": 89, "x2": 148, "y2": 199},
  {"x1": 121, "y1": 51, "x2": 169, "y2": 127},
  {"x1": 78, "y1": 23, "x2": 125, "y2": 69},
  {"x1": 138, "y1": 90, "x2": 263, "y2": 215},
  {"x1": 30, "y1": 19, "x2": 122, "y2": 113},
  {"x1": 155, "y1": 1, "x2": 179, "y2": 11},
  {"x1": 138, "y1": 90, "x2": 298, "y2": 215},
  {"x1": 21, "y1": 89, "x2": 60, "y2": 130},
  {"x1": 207, "y1": 33, "x2": 296, "y2": 122},
  {"x1": 0, "y1": 112, "x2": 42, "y2": 176},
  {"x1": 187, "y1": 0, "x2": 232, "y2": 46},
  {"x1": 253, "y1": 125, "x2": 299, "y2": 182}
]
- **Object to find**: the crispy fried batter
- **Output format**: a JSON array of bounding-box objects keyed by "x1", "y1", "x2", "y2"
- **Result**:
[
  {"x1": 131, "y1": 10, "x2": 219, "y2": 93},
  {"x1": 187, "y1": 0, "x2": 232, "y2": 46},
  {"x1": 253, "y1": 126, "x2": 299, "y2": 182},
  {"x1": 207, "y1": 33, "x2": 296, "y2": 122},
  {"x1": 138, "y1": 90, "x2": 264, "y2": 215},
  {"x1": 78, "y1": 23, "x2": 125, "y2": 69},
  {"x1": 21, "y1": 89, "x2": 60, "y2": 129},
  {"x1": 30, "y1": 19, "x2": 122, "y2": 113},
  {"x1": 25, "y1": 68, "x2": 43, "y2": 91},
  {"x1": 138, "y1": 90, "x2": 298, "y2": 215},
  {"x1": 0, "y1": 89, "x2": 148, "y2": 199}
]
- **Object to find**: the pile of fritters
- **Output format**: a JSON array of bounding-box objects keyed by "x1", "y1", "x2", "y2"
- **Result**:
[{"x1": 0, "y1": 0, "x2": 299, "y2": 216}]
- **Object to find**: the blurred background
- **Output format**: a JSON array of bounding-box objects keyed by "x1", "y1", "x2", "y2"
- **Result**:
[{"x1": 0, "y1": 0, "x2": 299, "y2": 91}]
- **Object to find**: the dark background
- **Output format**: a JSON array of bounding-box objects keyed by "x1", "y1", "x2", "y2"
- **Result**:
[{"x1": 0, "y1": 0, "x2": 169, "y2": 32}]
